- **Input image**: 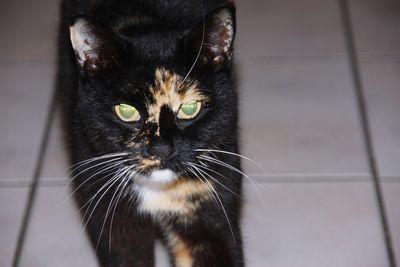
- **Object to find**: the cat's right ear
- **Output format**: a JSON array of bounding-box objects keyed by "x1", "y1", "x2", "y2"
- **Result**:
[
  {"x1": 69, "y1": 17, "x2": 118, "y2": 73},
  {"x1": 184, "y1": 4, "x2": 236, "y2": 71}
]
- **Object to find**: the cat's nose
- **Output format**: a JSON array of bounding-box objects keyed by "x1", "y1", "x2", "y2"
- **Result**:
[
  {"x1": 158, "y1": 105, "x2": 176, "y2": 138},
  {"x1": 149, "y1": 141, "x2": 173, "y2": 160}
]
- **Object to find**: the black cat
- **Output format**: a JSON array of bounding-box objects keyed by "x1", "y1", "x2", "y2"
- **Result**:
[{"x1": 57, "y1": 0, "x2": 243, "y2": 266}]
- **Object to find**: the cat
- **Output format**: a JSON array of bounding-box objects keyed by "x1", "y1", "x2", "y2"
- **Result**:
[{"x1": 57, "y1": 0, "x2": 244, "y2": 266}]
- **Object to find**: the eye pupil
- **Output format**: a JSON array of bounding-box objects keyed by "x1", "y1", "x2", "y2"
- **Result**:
[
  {"x1": 181, "y1": 101, "x2": 197, "y2": 116},
  {"x1": 119, "y1": 104, "x2": 136, "y2": 118}
]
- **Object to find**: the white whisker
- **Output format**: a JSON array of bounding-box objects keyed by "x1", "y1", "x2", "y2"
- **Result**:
[
  {"x1": 61, "y1": 155, "x2": 126, "y2": 199},
  {"x1": 187, "y1": 163, "x2": 236, "y2": 245},
  {"x1": 185, "y1": 165, "x2": 219, "y2": 208},
  {"x1": 95, "y1": 167, "x2": 132, "y2": 251},
  {"x1": 80, "y1": 167, "x2": 130, "y2": 232},
  {"x1": 62, "y1": 159, "x2": 132, "y2": 204},
  {"x1": 185, "y1": 162, "x2": 240, "y2": 197},
  {"x1": 108, "y1": 172, "x2": 132, "y2": 251},
  {"x1": 195, "y1": 148, "x2": 263, "y2": 170},
  {"x1": 182, "y1": 2, "x2": 205, "y2": 83},
  {"x1": 66, "y1": 152, "x2": 130, "y2": 171},
  {"x1": 198, "y1": 154, "x2": 265, "y2": 204},
  {"x1": 193, "y1": 160, "x2": 230, "y2": 181}
]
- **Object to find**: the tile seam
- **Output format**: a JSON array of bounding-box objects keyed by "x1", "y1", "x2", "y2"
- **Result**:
[
  {"x1": 11, "y1": 82, "x2": 58, "y2": 267},
  {"x1": 338, "y1": 0, "x2": 397, "y2": 266}
]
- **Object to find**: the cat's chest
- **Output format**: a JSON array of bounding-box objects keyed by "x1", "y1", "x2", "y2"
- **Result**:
[{"x1": 133, "y1": 179, "x2": 212, "y2": 218}]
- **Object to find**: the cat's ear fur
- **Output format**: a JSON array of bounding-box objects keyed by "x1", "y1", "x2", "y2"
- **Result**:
[
  {"x1": 69, "y1": 17, "x2": 118, "y2": 72},
  {"x1": 185, "y1": 4, "x2": 236, "y2": 70}
]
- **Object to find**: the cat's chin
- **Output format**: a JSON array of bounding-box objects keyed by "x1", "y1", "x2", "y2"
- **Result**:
[{"x1": 134, "y1": 169, "x2": 178, "y2": 190}]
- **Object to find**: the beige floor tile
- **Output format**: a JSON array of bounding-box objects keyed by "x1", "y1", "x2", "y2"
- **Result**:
[
  {"x1": 0, "y1": 187, "x2": 29, "y2": 267},
  {"x1": 382, "y1": 181, "x2": 400, "y2": 265},
  {"x1": 238, "y1": 60, "x2": 368, "y2": 174},
  {"x1": 361, "y1": 62, "x2": 400, "y2": 174},
  {"x1": 0, "y1": 0, "x2": 59, "y2": 60},
  {"x1": 19, "y1": 186, "x2": 97, "y2": 267},
  {"x1": 235, "y1": 0, "x2": 346, "y2": 57},
  {"x1": 40, "y1": 112, "x2": 69, "y2": 181},
  {"x1": 0, "y1": 67, "x2": 55, "y2": 179},
  {"x1": 349, "y1": 0, "x2": 400, "y2": 53},
  {"x1": 243, "y1": 182, "x2": 388, "y2": 267}
]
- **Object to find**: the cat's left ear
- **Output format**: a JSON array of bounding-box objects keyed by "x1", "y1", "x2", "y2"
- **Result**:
[
  {"x1": 69, "y1": 17, "x2": 119, "y2": 73},
  {"x1": 185, "y1": 4, "x2": 236, "y2": 70}
]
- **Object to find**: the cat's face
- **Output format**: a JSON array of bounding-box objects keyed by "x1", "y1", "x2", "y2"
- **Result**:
[{"x1": 69, "y1": 6, "x2": 237, "y2": 188}]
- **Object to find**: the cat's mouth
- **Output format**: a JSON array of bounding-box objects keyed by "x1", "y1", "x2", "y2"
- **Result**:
[{"x1": 133, "y1": 169, "x2": 178, "y2": 190}]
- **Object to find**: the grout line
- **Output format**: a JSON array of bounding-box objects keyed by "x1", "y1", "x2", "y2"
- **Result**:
[
  {"x1": 28, "y1": 175, "x2": 400, "y2": 187},
  {"x1": 0, "y1": 177, "x2": 380, "y2": 190},
  {"x1": 339, "y1": 1, "x2": 397, "y2": 266},
  {"x1": 2, "y1": 49, "x2": 400, "y2": 68},
  {"x1": 0, "y1": 50, "x2": 399, "y2": 71},
  {"x1": 11, "y1": 86, "x2": 58, "y2": 267},
  {"x1": 1, "y1": 173, "x2": 400, "y2": 188}
]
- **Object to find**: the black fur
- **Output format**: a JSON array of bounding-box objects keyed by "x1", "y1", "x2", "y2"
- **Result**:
[{"x1": 57, "y1": 0, "x2": 243, "y2": 266}]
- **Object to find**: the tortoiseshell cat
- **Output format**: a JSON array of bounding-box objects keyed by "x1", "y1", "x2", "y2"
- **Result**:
[{"x1": 57, "y1": 0, "x2": 243, "y2": 266}]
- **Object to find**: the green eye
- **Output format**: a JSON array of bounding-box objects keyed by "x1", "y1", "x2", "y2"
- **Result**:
[
  {"x1": 114, "y1": 104, "x2": 140, "y2": 122},
  {"x1": 178, "y1": 101, "x2": 202, "y2": 119}
]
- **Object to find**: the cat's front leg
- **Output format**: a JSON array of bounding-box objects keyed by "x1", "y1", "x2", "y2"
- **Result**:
[
  {"x1": 166, "y1": 214, "x2": 244, "y2": 267},
  {"x1": 89, "y1": 213, "x2": 156, "y2": 267},
  {"x1": 77, "y1": 192, "x2": 156, "y2": 267}
]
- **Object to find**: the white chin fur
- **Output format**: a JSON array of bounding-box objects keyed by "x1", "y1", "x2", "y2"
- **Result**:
[{"x1": 135, "y1": 169, "x2": 177, "y2": 190}]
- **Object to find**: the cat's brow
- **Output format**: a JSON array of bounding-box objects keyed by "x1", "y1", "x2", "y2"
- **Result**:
[{"x1": 146, "y1": 68, "x2": 207, "y2": 131}]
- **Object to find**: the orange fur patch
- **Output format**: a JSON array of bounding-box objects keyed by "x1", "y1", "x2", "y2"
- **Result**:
[
  {"x1": 137, "y1": 177, "x2": 213, "y2": 215},
  {"x1": 136, "y1": 158, "x2": 161, "y2": 172},
  {"x1": 147, "y1": 68, "x2": 208, "y2": 136},
  {"x1": 168, "y1": 233, "x2": 193, "y2": 267}
]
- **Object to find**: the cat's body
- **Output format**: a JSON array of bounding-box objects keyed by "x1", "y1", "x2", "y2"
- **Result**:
[{"x1": 57, "y1": 0, "x2": 243, "y2": 266}]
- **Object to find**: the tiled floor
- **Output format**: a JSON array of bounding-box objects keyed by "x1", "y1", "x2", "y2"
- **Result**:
[{"x1": 1, "y1": 0, "x2": 399, "y2": 267}]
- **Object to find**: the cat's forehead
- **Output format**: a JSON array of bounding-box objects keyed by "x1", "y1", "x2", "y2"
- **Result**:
[
  {"x1": 149, "y1": 68, "x2": 205, "y2": 107},
  {"x1": 146, "y1": 68, "x2": 207, "y2": 124}
]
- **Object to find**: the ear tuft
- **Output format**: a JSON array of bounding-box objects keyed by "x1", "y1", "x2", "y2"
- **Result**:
[{"x1": 186, "y1": 5, "x2": 236, "y2": 70}]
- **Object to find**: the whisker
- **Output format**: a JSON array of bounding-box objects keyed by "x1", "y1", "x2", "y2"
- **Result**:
[
  {"x1": 185, "y1": 164, "x2": 219, "y2": 208},
  {"x1": 108, "y1": 172, "x2": 132, "y2": 251},
  {"x1": 187, "y1": 163, "x2": 236, "y2": 245},
  {"x1": 184, "y1": 162, "x2": 240, "y2": 197},
  {"x1": 73, "y1": 170, "x2": 123, "y2": 215},
  {"x1": 67, "y1": 156, "x2": 125, "y2": 183},
  {"x1": 80, "y1": 167, "x2": 129, "y2": 231},
  {"x1": 195, "y1": 148, "x2": 264, "y2": 170},
  {"x1": 95, "y1": 167, "x2": 132, "y2": 251},
  {"x1": 61, "y1": 156, "x2": 126, "y2": 199},
  {"x1": 66, "y1": 152, "x2": 130, "y2": 171},
  {"x1": 192, "y1": 160, "x2": 231, "y2": 182},
  {"x1": 62, "y1": 159, "x2": 132, "y2": 204},
  {"x1": 182, "y1": 1, "x2": 205, "y2": 83},
  {"x1": 197, "y1": 155, "x2": 265, "y2": 204}
]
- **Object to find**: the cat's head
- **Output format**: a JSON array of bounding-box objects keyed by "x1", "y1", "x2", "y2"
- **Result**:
[{"x1": 69, "y1": 5, "x2": 237, "y2": 189}]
